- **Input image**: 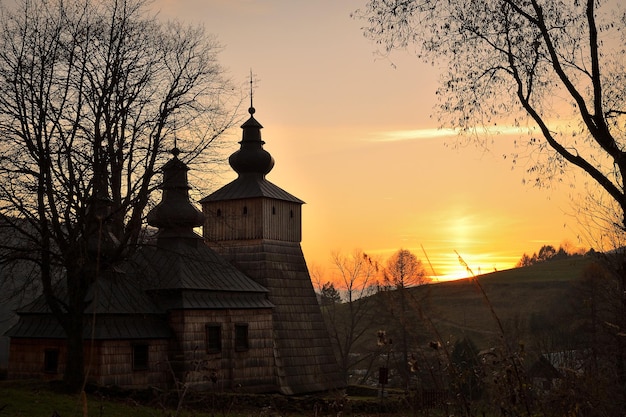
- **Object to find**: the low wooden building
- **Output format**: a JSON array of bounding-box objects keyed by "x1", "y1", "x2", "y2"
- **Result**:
[{"x1": 5, "y1": 103, "x2": 343, "y2": 394}]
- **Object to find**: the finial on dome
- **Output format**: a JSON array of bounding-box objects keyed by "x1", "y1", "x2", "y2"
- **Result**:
[
  {"x1": 171, "y1": 135, "x2": 180, "y2": 158},
  {"x1": 249, "y1": 69, "x2": 256, "y2": 115}
]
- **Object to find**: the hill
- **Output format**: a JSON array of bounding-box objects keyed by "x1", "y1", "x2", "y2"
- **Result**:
[
  {"x1": 420, "y1": 256, "x2": 593, "y2": 350},
  {"x1": 328, "y1": 255, "x2": 596, "y2": 381}
]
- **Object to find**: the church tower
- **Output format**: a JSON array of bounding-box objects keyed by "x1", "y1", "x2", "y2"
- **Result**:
[{"x1": 200, "y1": 105, "x2": 343, "y2": 394}]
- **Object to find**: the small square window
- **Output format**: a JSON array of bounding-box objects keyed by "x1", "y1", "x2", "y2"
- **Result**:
[
  {"x1": 206, "y1": 324, "x2": 222, "y2": 353},
  {"x1": 235, "y1": 324, "x2": 249, "y2": 351},
  {"x1": 133, "y1": 344, "x2": 149, "y2": 371},
  {"x1": 44, "y1": 349, "x2": 59, "y2": 374}
]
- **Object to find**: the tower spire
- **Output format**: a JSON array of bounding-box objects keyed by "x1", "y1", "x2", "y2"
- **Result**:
[{"x1": 249, "y1": 68, "x2": 254, "y2": 110}]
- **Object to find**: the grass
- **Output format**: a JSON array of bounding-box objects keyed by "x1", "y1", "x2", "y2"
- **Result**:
[
  {"x1": 0, "y1": 380, "x2": 425, "y2": 417},
  {"x1": 0, "y1": 380, "x2": 220, "y2": 417}
]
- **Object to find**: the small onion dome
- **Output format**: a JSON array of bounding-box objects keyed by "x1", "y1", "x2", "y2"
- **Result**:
[
  {"x1": 229, "y1": 106, "x2": 275, "y2": 177},
  {"x1": 147, "y1": 148, "x2": 205, "y2": 232}
]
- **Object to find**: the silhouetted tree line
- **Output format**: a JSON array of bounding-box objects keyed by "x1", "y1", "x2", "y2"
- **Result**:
[{"x1": 516, "y1": 244, "x2": 587, "y2": 268}]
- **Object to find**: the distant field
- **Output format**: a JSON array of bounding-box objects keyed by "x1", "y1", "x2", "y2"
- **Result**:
[
  {"x1": 419, "y1": 256, "x2": 592, "y2": 350},
  {"x1": 344, "y1": 256, "x2": 595, "y2": 355}
]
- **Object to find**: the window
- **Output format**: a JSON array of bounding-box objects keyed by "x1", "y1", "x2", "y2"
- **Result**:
[
  {"x1": 235, "y1": 324, "x2": 249, "y2": 351},
  {"x1": 44, "y1": 349, "x2": 59, "y2": 374},
  {"x1": 289, "y1": 209, "x2": 293, "y2": 218},
  {"x1": 272, "y1": 206, "x2": 276, "y2": 215},
  {"x1": 216, "y1": 208, "x2": 222, "y2": 217},
  {"x1": 133, "y1": 344, "x2": 149, "y2": 371},
  {"x1": 243, "y1": 206, "x2": 248, "y2": 215},
  {"x1": 206, "y1": 324, "x2": 222, "y2": 353}
]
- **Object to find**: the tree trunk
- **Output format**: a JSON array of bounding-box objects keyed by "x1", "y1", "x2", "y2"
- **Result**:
[
  {"x1": 63, "y1": 317, "x2": 86, "y2": 392},
  {"x1": 60, "y1": 266, "x2": 89, "y2": 393}
]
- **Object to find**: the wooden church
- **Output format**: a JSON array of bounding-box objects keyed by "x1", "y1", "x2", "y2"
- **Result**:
[{"x1": 4, "y1": 104, "x2": 343, "y2": 394}]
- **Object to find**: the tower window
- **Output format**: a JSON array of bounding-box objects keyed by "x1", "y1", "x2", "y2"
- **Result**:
[
  {"x1": 206, "y1": 324, "x2": 222, "y2": 353},
  {"x1": 44, "y1": 349, "x2": 59, "y2": 374},
  {"x1": 235, "y1": 324, "x2": 249, "y2": 351},
  {"x1": 133, "y1": 344, "x2": 149, "y2": 371},
  {"x1": 216, "y1": 208, "x2": 221, "y2": 217},
  {"x1": 272, "y1": 206, "x2": 276, "y2": 215},
  {"x1": 290, "y1": 210, "x2": 294, "y2": 218},
  {"x1": 243, "y1": 206, "x2": 248, "y2": 215}
]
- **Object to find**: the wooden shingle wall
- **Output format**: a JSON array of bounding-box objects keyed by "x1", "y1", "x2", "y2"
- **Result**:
[
  {"x1": 208, "y1": 240, "x2": 344, "y2": 394},
  {"x1": 168, "y1": 308, "x2": 276, "y2": 392},
  {"x1": 90, "y1": 339, "x2": 169, "y2": 389}
]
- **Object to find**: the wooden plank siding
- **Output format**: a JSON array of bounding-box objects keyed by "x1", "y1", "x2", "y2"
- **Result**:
[
  {"x1": 168, "y1": 308, "x2": 276, "y2": 392},
  {"x1": 7, "y1": 339, "x2": 66, "y2": 381},
  {"x1": 203, "y1": 199, "x2": 301, "y2": 243},
  {"x1": 7, "y1": 338, "x2": 170, "y2": 389}
]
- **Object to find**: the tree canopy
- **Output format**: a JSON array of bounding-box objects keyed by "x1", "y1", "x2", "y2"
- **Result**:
[
  {"x1": 0, "y1": 0, "x2": 237, "y2": 390},
  {"x1": 355, "y1": 0, "x2": 626, "y2": 232},
  {"x1": 383, "y1": 248, "x2": 428, "y2": 289}
]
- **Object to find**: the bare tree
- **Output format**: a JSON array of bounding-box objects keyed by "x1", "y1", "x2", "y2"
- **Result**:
[
  {"x1": 383, "y1": 249, "x2": 428, "y2": 290},
  {"x1": 319, "y1": 250, "x2": 380, "y2": 384},
  {"x1": 0, "y1": 0, "x2": 237, "y2": 391},
  {"x1": 381, "y1": 249, "x2": 428, "y2": 388}
]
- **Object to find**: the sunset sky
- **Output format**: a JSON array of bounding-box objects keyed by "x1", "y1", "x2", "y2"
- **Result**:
[{"x1": 156, "y1": 0, "x2": 590, "y2": 281}]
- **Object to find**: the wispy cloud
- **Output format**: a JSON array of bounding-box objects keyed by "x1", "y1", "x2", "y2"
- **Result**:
[
  {"x1": 370, "y1": 128, "x2": 458, "y2": 142},
  {"x1": 370, "y1": 124, "x2": 541, "y2": 143}
]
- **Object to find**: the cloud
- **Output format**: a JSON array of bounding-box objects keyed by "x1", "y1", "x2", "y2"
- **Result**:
[
  {"x1": 370, "y1": 128, "x2": 458, "y2": 142},
  {"x1": 370, "y1": 124, "x2": 542, "y2": 143}
]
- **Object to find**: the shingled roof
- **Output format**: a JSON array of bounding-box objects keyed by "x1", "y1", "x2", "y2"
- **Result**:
[
  {"x1": 5, "y1": 268, "x2": 173, "y2": 340},
  {"x1": 129, "y1": 243, "x2": 272, "y2": 310},
  {"x1": 199, "y1": 174, "x2": 303, "y2": 204}
]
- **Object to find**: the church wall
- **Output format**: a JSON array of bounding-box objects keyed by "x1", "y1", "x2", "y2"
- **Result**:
[
  {"x1": 206, "y1": 240, "x2": 345, "y2": 394},
  {"x1": 90, "y1": 339, "x2": 169, "y2": 389},
  {"x1": 168, "y1": 308, "x2": 276, "y2": 392},
  {"x1": 261, "y1": 200, "x2": 301, "y2": 242},
  {"x1": 7, "y1": 338, "x2": 169, "y2": 390},
  {"x1": 7, "y1": 338, "x2": 66, "y2": 381},
  {"x1": 202, "y1": 199, "x2": 301, "y2": 243},
  {"x1": 202, "y1": 199, "x2": 262, "y2": 241}
]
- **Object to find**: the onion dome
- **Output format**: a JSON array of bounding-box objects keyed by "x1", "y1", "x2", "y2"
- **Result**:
[
  {"x1": 229, "y1": 106, "x2": 275, "y2": 177},
  {"x1": 147, "y1": 148, "x2": 205, "y2": 245}
]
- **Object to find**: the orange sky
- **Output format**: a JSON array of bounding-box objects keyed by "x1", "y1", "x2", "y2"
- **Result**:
[{"x1": 157, "y1": 0, "x2": 590, "y2": 281}]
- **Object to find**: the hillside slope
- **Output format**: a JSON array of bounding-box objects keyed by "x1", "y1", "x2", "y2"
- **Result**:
[
  {"x1": 337, "y1": 256, "x2": 595, "y2": 360},
  {"x1": 420, "y1": 256, "x2": 593, "y2": 350}
]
